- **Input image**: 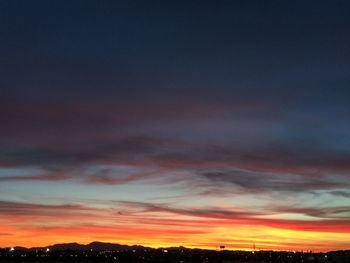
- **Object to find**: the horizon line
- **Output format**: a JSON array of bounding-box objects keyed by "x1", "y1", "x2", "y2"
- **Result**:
[{"x1": 2, "y1": 241, "x2": 348, "y2": 253}]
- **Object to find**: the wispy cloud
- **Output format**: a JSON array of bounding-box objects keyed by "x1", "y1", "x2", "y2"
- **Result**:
[{"x1": 0, "y1": 174, "x2": 71, "y2": 182}]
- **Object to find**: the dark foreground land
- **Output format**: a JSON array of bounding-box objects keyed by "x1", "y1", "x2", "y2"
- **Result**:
[{"x1": 1, "y1": 248, "x2": 349, "y2": 263}]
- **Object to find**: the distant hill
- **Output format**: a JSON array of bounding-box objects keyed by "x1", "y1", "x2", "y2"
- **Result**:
[
  {"x1": 31, "y1": 241, "x2": 149, "y2": 251},
  {"x1": 13, "y1": 246, "x2": 29, "y2": 251}
]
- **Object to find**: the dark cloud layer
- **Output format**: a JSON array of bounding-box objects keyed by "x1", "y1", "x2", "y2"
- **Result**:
[
  {"x1": 198, "y1": 169, "x2": 348, "y2": 193},
  {"x1": 1, "y1": 132, "x2": 349, "y2": 195},
  {"x1": 0, "y1": 201, "x2": 93, "y2": 216}
]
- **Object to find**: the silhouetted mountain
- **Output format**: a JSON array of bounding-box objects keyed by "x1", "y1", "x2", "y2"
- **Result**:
[
  {"x1": 34, "y1": 241, "x2": 149, "y2": 251},
  {"x1": 85, "y1": 241, "x2": 146, "y2": 251},
  {"x1": 47, "y1": 242, "x2": 86, "y2": 251},
  {"x1": 13, "y1": 247, "x2": 28, "y2": 251}
]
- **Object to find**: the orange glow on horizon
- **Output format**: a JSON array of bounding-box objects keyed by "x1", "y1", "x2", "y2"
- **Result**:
[{"x1": 1, "y1": 217, "x2": 349, "y2": 252}]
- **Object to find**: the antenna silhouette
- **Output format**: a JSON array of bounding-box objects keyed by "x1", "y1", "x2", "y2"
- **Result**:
[{"x1": 252, "y1": 242, "x2": 256, "y2": 253}]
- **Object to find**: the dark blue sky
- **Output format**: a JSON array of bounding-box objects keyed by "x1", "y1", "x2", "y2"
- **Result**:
[{"x1": 1, "y1": 0, "x2": 349, "y2": 103}]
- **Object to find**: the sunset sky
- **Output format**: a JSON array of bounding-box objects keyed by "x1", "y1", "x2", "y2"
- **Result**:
[{"x1": 1, "y1": 0, "x2": 350, "y2": 251}]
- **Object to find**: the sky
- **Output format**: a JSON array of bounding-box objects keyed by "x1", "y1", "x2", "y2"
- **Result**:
[{"x1": 0, "y1": 0, "x2": 350, "y2": 251}]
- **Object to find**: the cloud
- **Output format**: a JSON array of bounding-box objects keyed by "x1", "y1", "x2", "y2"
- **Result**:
[
  {"x1": 0, "y1": 201, "x2": 96, "y2": 216},
  {"x1": 115, "y1": 201, "x2": 350, "y2": 233},
  {"x1": 197, "y1": 168, "x2": 347, "y2": 193},
  {"x1": 83, "y1": 169, "x2": 158, "y2": 185},
  {"x1": 326, "y1": 190, "x2": 350, "y2": 198},
  {"x1": 276, "y1": 206, "x2": 350, "y2": 219},
  {"x1": 0, "y1": 97, "x2": 258, "y2": 145},
  {"x1": 116, "y1": 200, "x2": 267, "y2": 219},
  {"x1": 0, "y1": 134, "x2": 349, "y2": 196},
  {"x1": 151, "y1": 141, "x2": 350, "y2": 176},
  {"x1": 0, "y1": 174, "x2": 71, "y2": 182},
  {"x1": 0, "y1": 97, "x2": 349, "y2": 197}
]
